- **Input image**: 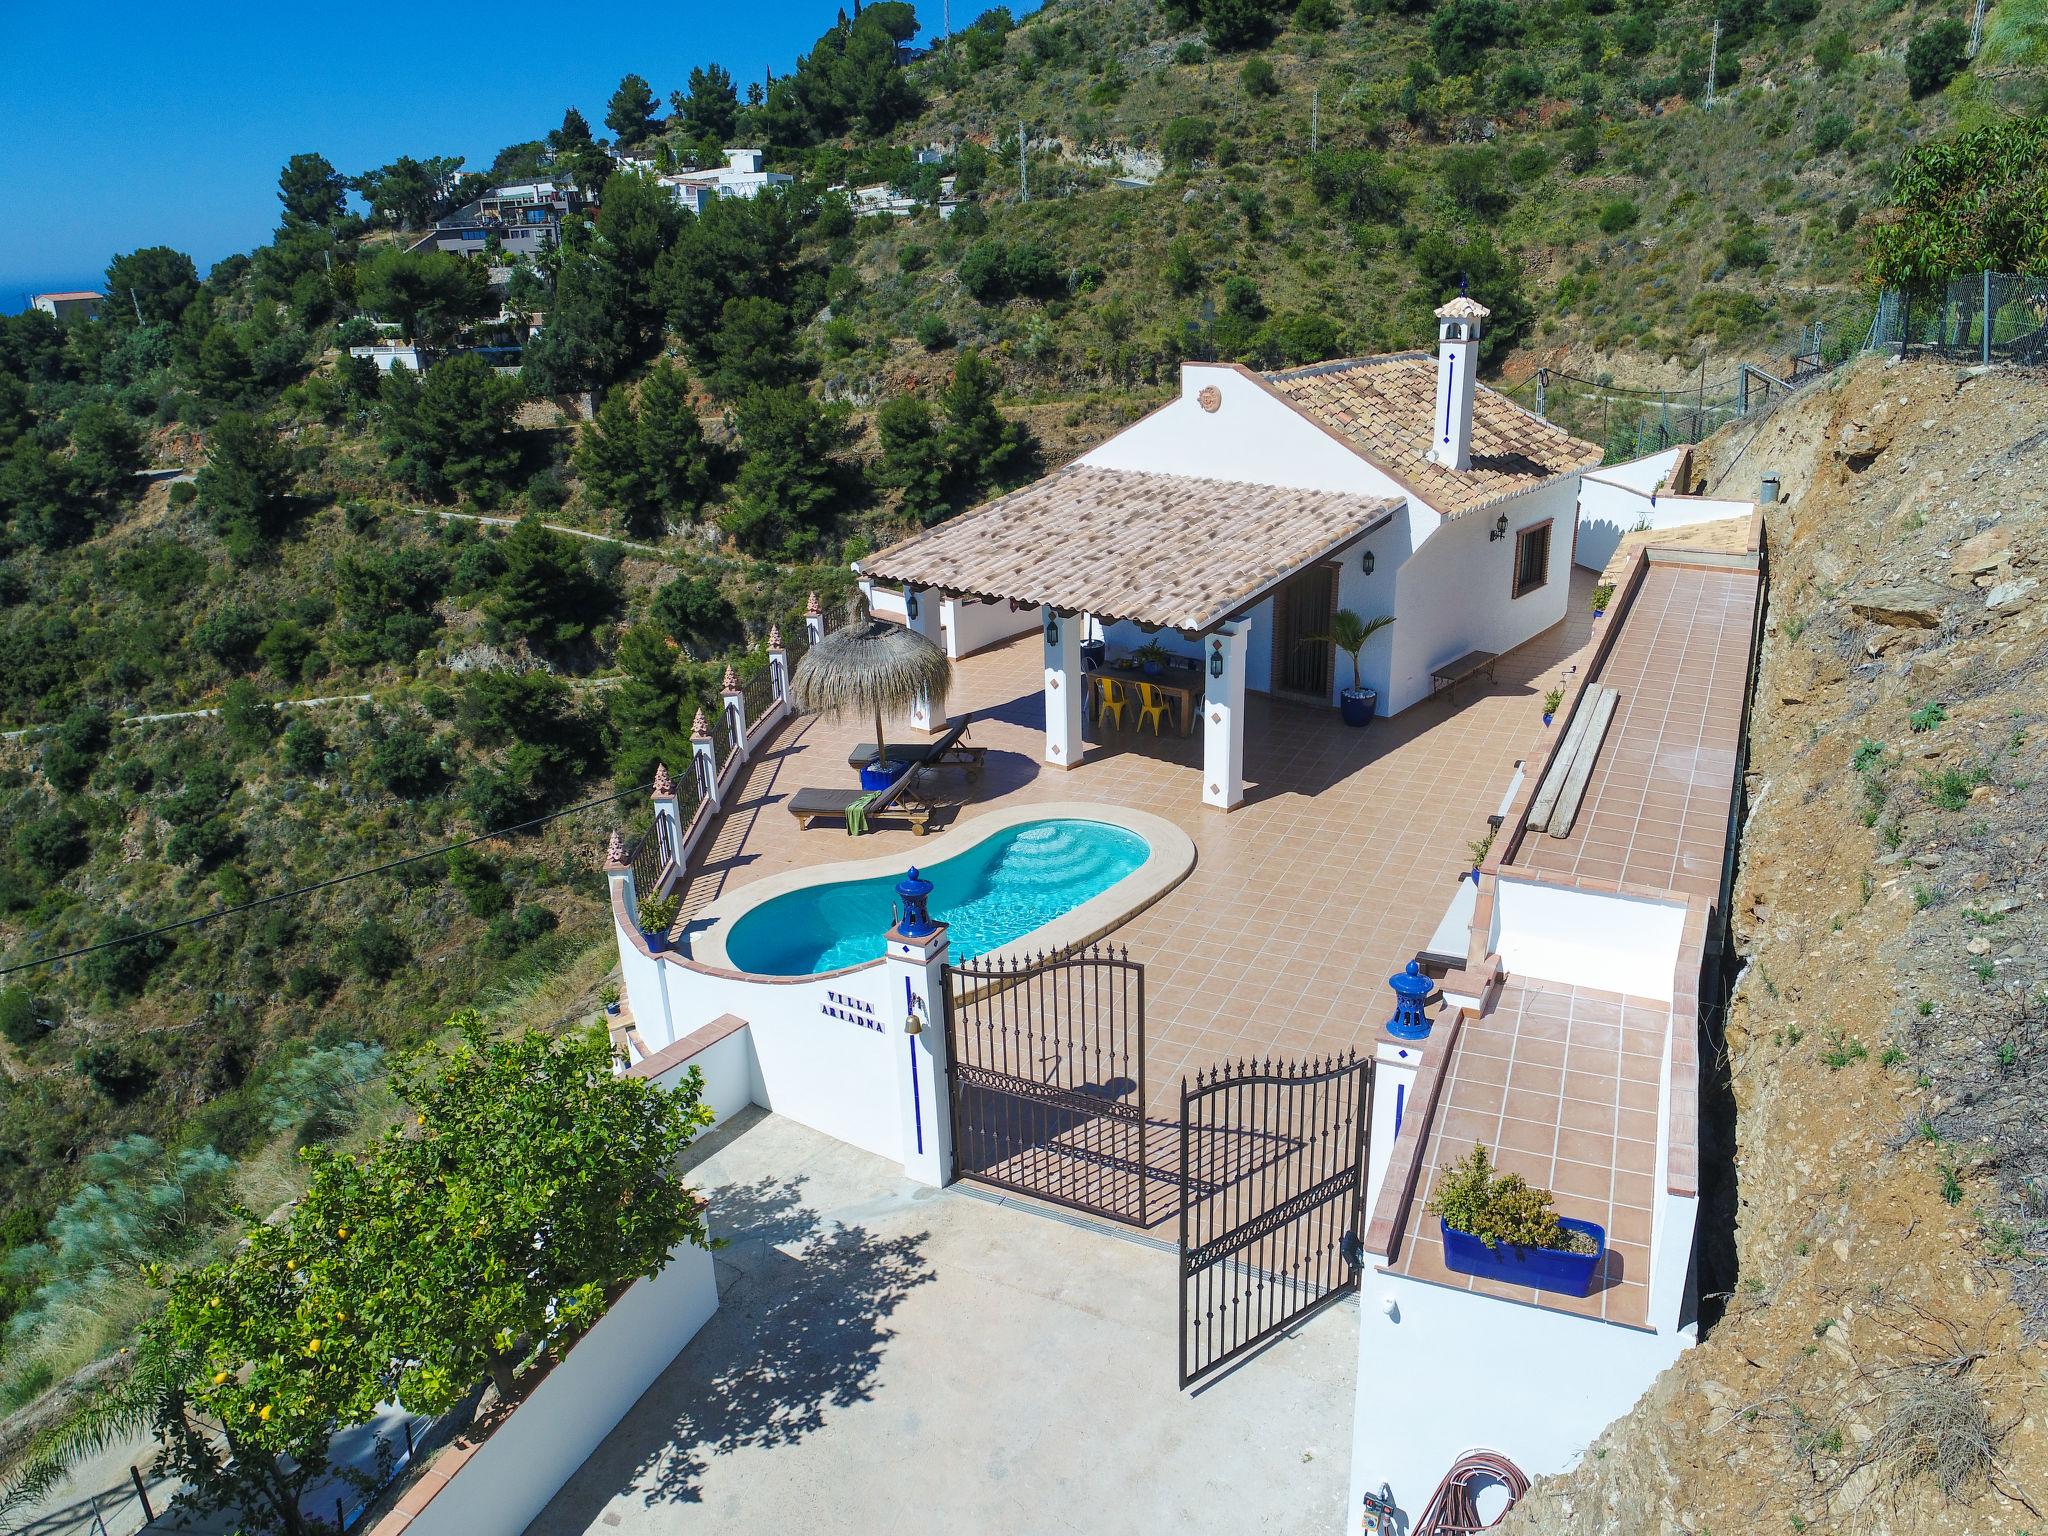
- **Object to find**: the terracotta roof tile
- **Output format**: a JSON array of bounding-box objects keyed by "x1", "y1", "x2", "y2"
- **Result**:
[
  {"x1": 861, "y1": 465, "x2": 1403, "y2": 631},
  {"x1": 1266, "y1": 354, "x2": 1603, "y2": 518}
]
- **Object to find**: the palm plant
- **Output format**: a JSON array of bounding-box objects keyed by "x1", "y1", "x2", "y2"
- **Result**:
[{"x1": 1312, "y1": 609, "x2": 1395, "y2": 693}]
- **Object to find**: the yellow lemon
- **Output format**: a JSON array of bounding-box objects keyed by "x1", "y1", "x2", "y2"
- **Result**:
[
  {"x1": 306, "y1": 1339, "x2": 322, "y2": 1355},
  {"x1": 259, "y1": 1405, "x2": 272, "y2": 1422},
  {"x1": 213, "y1": 1371, "x2": 230, "y2": 1385}
]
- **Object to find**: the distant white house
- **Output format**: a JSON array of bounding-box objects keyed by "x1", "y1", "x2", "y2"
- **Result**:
[
  {"x1": 349, "y1": 342, "x2": 425, "y2": 374},
  {"x1": 407, "y1": 181, "x2": 583, "y2": 261},
  {"x1": 660, "y1": 148, "x2": 793, "y2": 214},
  {"x1": 30, "y1": 290, "x2": 102, "y2": 322},
  {"x1": 843, "y1": 175, "x2": 959, "y2": 219}
]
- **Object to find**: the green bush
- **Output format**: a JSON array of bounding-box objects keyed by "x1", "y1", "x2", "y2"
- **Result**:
[
  {"x1": 1241, "y1": 54, "x2": 1280, "y2": 96},
  {"x1": 280, "y1": 717, "x2": 329, "y2": 776},
  {"x1": 1294, "y1": 0, "x2": 1339, "y2": 29},
  {"x1": 345, "y1": 916, "x2": 409, "y2": 980},
  {"x1": 1161, "y1": 115, "x2": 1218, "y2": 169},
  {"x1": 1904, "y1": 19, "x2": 1967, "y2": 97},
  {"x1": 1598, "y1": 198, "x2": 1640, "y2": 233},
  {"x1": 1811, "y1": 112, "x2": 1852, "y2": 154},
  {"x1": 0, "y1": 987, "x2": 50, "y2": 1047},
  {"x1": 635, "y1": 892, "x2": 681, "y2": 934},
  {"x1": 1813, "y1": 29, "x2": 1851, "y2": 74},
  {"x1": 14, "y1": 808, "x2": 87, "y2": 881}
]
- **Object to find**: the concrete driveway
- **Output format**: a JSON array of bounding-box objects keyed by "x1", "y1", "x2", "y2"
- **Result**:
[{"x1": 525, "y1": 1110, "x2": 1356, "y2": 1536}]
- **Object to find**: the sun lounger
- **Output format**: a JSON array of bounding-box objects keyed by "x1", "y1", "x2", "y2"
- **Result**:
[
  {"x1": 787, "y1": 761, "x2": 935, "y2": 835},
  {"x1": 844, "y1": 718, "x2": 984, "y2": 777}
]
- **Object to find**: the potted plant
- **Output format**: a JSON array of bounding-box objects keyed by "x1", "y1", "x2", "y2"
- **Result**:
[
  {"x1": 1134, "y1": 639, "x2": 1169, "y2": 678},
  {"x1": 599, "y1": 982, "x2": 621, "y2": 1016},
  {"x1": 1542, "y1": 686, "x2": 1564, "y2": 726},
  {"x1": 1429, "y1": 1143, "x2": 1606, "y2": 1298},
  {"x1": 1311, "y1": 610, "x2": 1395, "y2": 727},
  {"x1": 1466, "y1": 827, "x2": 1495, "y2": 883},
  {"x1": 635, "y1": 893, "x2": 680, "y2": 952},
  {"x1": 1590, "y1": 584, "x2": 1615, "y2": 619}
]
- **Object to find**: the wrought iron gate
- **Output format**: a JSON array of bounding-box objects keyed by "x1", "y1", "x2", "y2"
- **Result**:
[
  {"x1": 1178, "y1": 1052, "x2": 1373, "y2": 1388},
  {"x1": 943, "y1": 944, "x2": 1154, "y2": 1226}
]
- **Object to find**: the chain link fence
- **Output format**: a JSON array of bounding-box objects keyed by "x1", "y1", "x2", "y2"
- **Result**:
[
  {"x1": 1868, "y1": 272, "x2": 2048, "y2": 365},
  {"x1": 1510, "y1": 275, "x2": 2042, "y2": 463}
]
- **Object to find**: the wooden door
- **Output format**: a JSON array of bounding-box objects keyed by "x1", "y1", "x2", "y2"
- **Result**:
[{"x1": 1271, "y1": 564, "x2": 1338, "y2": 701}]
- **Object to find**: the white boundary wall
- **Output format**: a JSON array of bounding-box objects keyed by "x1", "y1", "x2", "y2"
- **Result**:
[
  {"x1": 1345, "y1": 1266, "x2": 1691, "y2": 1521},
  {"x1": 397, "y1": 1243, "x2": 718, "y2": 1536},
  {"x1": 1489, "y1": 878, "x2": 1690, "y2": 1002},
  {"x1": 1577, "y1": 448, "x2": 1751, "y2": 572}
]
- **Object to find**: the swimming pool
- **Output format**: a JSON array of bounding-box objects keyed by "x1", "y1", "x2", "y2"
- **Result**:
[{"x1": 722, "y1": 819, "x2": 1152, "y2": 976}]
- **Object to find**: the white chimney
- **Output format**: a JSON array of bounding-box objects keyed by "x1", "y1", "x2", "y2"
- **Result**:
[{"x1": 1426, "y1": 293, "x2": 1489, "y2": 473}]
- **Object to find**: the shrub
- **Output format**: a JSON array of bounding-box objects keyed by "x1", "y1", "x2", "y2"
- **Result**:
[
  {"x1": 1563, "y1": 121, "x2": 1600, "y2": 172},
  {"x1": 345, "y1": 916, "x2": 409, "y2": 980},
  {"x1": 914, "y1": 313, "x2": 954, "y2": 350},
  {"x1": 0, "y1": 986, "x2": 50, "y2": 1047},
  {"x1": 1308, "y1": 149, "x2": 1405, "y2": 222},
  {"x1": 1904, "y1": 19, "x2": 1967, "y2": 97},
  {"x1": 1429, "y1": 1143, "x2": 1593, "y2": 1252},
  {"x1": 280, "y1": 717, "x2": 328, "y2": 776},
  {"x1": 1598, "y1": 198, "x2": 1640, "y2": 233},
  {"x1": 1174, "y1": 39, "x2": 1208, "y2": 64},
  {"x1": 1813, "y1": 29, "x2": 1851, "y2": 73},
  {"x1": 1494, "y1": 61, "x2": 1545, "y2": 106},
  {"x1": 1160, "y1": 115, "x2": 1217, "y2": 169},
  {"x1": 1812, "y1": 112, "x2": 1852, "y2": 154},
  {"x1": 220, "y1": 678, "x2": 280, "y2": 752},
  {"x1": 1241, "y1": 54, "x2": 1279, "y2": 96},
  {"x1": 14, "y1": 808, "x2": 87, "y2": 881},
  {"x1": 1294, "y1": 0, "x2": 1339, "y2": 28},
  {"x1": 1508, "y1": 144, "x2": 1550, "y2": 183},
  {"x1": 82, "y1": 916, "x2": 170, "y2": 996},
  {"x1": 1430, "y1": 0, "x2": 1523, "y2": 73},
  {"x1": 1723, "y1": 227, "x2": 1771, "y2": 269},
  {"x1": 262, "y1": 1041, "x2": 385, "y2": 1144}
]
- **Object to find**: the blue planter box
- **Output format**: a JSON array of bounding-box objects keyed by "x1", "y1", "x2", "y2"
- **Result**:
[
  {"x1": 1439, "y1": 1216, "x2": 1606, "y2": 1298},
  {"x1": 1339, "y1": 689, "x2": 1376, "y2": 727},
  {"x1": 859, "y1": 759, "x2": 910, "y2": 793}
]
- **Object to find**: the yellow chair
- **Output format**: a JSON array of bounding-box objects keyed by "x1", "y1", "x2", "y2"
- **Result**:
[
  {"x1": 1137, "y1": 681, "x2": 1174, "y2": 737},
  {"x1": 1097, "y1": 677, "x2": 1130, "y2": 730}
]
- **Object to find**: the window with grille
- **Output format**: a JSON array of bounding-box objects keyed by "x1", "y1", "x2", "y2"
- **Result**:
[{"x1": 1512, "y1": 520, "x2": 1552, "y2": 599}]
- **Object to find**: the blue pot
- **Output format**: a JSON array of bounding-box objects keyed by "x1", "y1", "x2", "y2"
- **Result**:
[
  {"x1": 859, "y1": 759, "x2": 910, "y2": 793},
  {"x1": 1543, "y1": 712, "x2": 1554, "y2": 726},
  {"x1": 1439, "y1": 1216, "x2": 1606, "y2": 1298},
  {"x1": 1339, "y1": 689, "x2": 1375, "y2": 727},
  {"x1": 1142, "y1": 660, "x2": 1164, "y2": 677},
  {"x1": 641, "y1": 930, "x2": 669, "y2": 954}
]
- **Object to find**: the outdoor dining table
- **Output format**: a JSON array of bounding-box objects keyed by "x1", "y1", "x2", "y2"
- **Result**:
[{"x1": 1088, "y1": 667, "x2": 1199, "y2": 738}]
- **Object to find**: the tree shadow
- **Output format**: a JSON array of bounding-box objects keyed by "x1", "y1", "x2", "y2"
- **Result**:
[{"x1": 536, "y1": 1170, "x2": 933, "y2": 1522}]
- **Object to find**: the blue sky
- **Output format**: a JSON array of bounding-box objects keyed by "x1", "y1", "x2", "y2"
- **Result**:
[{"x1": 0, "y1": 0, "x2": 1009, "y2": 306}]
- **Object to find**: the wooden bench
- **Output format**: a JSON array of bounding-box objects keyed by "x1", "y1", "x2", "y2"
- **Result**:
[
  {"x1": 1429, "y1": 649, "x2": 1499, "y2": 700},
  {"x1": 1525, "y1": 686, "x2": 1621, "y2": 837},
  {"x1": 787, "y1": 762, "x2": 936, "y2": 836},
  {"x1": 845, "y1": 718, "x2": 985, "y2": 777}
]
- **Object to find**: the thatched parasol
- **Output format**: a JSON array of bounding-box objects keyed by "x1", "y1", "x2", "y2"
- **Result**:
[{"x1": 790, "y1": 615, "x2": 952, "y2": 775}]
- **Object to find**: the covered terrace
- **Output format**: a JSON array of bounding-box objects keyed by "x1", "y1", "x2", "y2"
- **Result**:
[{"x1": 856, "y1": 464, "x2": 1406, "y2": 812}]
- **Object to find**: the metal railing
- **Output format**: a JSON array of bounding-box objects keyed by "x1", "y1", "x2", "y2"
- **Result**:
[{"x1": 1871, "y1": 272, "x2": 2048, "y2": 364}]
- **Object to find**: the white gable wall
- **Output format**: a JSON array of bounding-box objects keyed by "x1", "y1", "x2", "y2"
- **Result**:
[
  {"x1": 1079, "y1": 364, "x2": 1419, "y2": 503},
  {"x1": 1384, "y1": 474, "x2": 1579, "y2": 714}
]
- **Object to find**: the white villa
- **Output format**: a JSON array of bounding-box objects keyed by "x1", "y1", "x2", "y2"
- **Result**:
[
  {"x1": 367, "y1": 294, "x2": 1770, "y2": 1536},
  {"x1": 660, "y1": 148, "x2": 793, "y2": 214},
  {"x1": 858, "y1": 297, "x2": 1603, "y2": 813}
]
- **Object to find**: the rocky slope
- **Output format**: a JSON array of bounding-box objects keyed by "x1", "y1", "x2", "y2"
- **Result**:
[{"x1": 1507, "y1": 356, "x2": 2048, "y2": 1533}]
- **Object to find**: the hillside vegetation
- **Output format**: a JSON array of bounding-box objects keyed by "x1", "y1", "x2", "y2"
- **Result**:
[{"x1": 0, "y1": 0, "x2": 2040, "y2": 1450}]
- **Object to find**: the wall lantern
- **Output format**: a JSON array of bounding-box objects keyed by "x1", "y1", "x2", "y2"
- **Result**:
[
  {"x1": 1044, "y1": 612, "x2": 1060, "y2": 646},
  {"x1": 1361, "y1": 549, "x2": 1376, "y2": 576},
  {"x1": 1489, "y1": 513, "x2": 1510, "y2": 543},
  {"x1": 1209, "y1": 638, "x2": 1225, "y2": 678},
  {"x1": 905, "y1": 587, "x2": 920, "y2": 620}
]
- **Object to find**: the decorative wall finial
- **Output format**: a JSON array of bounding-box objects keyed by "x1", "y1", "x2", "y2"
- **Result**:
[
  {"x1": 690, "y1": 708, "x2": 710, "y2": 738},
  {"x1": 651, "y1": 762, "x2": 674, "y2": 797},
  {"x1": 805, "y1": 590, "x2": 823, "y2": 616},
  {"x1": 721, "y1": 663, "x2": 740, "y2": 692},
  {"x1": 604, "y1": 829, "x2": 626, "y2": 867},
  {"x1": 767, "y1": 624, "x2": 784, "y2": 650}
]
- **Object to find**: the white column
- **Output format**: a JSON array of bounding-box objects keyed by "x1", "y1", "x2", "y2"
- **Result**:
[
  {"x1": 885, "y1": 920, "x2": 954, "y2": 1186},
  {"x1": 1041, "y1": 606, "x2": 1083, "y2": 771},
  {"x1": 649, "y1": 765, "x2": 683, "y2": 885},
  {"x1": 720, "y1": 663, "x2": 748, "y2": 761},
  {"x1": 767, "y1": 626, "x2": 790, "y2": 704},
  {"x1": 904, "y1": 586, "x2": 944, "y2": 734},
  {"x1": 804, "y1": 591, "x2": 826, "y2": 646},
  {"x1": 689, "y1": 710, "x2": 719, "y2": 814},
  {"x1": 1202, "y1": 621, "x2": 1250, "y2": 811}
]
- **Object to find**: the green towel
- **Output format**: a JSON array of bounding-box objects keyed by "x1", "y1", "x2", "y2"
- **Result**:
[{"x1": 846, "y1": 791, "x2": 878, "y2": 836}]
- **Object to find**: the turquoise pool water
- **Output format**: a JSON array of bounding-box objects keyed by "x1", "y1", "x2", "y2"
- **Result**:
[{"x1": 724, "y1": 819, "x2": 1150, "y2": 976}]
